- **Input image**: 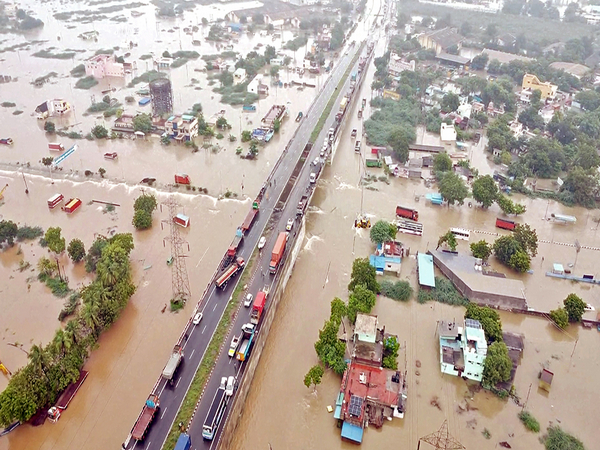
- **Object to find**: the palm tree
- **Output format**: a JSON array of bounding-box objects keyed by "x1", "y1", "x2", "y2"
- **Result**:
[
  {"x1": 53, "y1": 329, "x2": 72, "y2": 357},
  {"x1": 82, "y1": 301, "x2": 101, "y2": 336},
  {"x1": 64, "y1": 320, "x2": 81, "y2": 345},
  {"x1": 28, "y1": 344, "x2": 49, "y2": 380}
]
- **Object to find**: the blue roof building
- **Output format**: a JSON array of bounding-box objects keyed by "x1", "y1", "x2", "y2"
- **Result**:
[{"x1": 417, "y1": 253, "x2": 435, "y2": 288}]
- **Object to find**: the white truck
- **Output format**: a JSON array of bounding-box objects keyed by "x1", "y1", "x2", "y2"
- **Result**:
[{"x1": 162, "y1": 344, "x2": 184, "y2": 384}]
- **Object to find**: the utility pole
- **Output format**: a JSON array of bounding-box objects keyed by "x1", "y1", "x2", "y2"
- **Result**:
[
  {"x1": 162, "y1": 196, "x2": 191, "y2": 308},
  {"x1": 417, "y1": 420, "x2": 465, "y2": 450}
]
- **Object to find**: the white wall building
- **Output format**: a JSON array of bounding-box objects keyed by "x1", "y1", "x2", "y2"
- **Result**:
[{"x1": 85, "y1": 54, "x2": 125, "y2": 79}]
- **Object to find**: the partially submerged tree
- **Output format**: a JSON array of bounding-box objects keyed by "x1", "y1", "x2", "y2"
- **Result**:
[
  {"x1": 470, "y1": 240, "x2": 492, "y2": 261},
  {"x1": 482, "y1": 341, "x2": 512, "y2": 386},
  {"x1": 348, "y1": 258, "x2": 379, "y2": 294},
  {"x1": 563, "y1": 293, "x2": 586, "y2": 322},
  {"x1": 438, "y1": 171, "x2": 469, "y2": 206},
  {"x1": 370, "y1": 220, "x2": 396, "y2": 245},
  {"x1": 67, "y1": 239, "x2": 86, "y2": 263},
  {"x1": 549, "y1": 307, "x2": 569, "y2": 329},
  {"x1": 472, "y1": 175, "x2": 499, "y2": 208},
  {"x1": 303, "y1": 364, "x2": 324, "y2": 391},
  {"x1": 437, "y1": 230, "x2": 458, "y2": 251}
]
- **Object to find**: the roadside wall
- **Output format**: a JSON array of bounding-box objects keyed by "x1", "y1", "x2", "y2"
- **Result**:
[{"x1": 217, "y1": 220, "x2": 306, "y2": 449}]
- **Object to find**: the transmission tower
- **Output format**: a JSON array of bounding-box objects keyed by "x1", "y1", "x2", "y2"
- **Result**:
[
  {"x1": 162, "y1": 196, "x2": 191, "y2": 306},
  {"x1": 417, "y1": 420, "x2": 465, "y2": 450}
]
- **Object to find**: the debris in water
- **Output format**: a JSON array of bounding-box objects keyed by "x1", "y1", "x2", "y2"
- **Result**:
[
  {"x1": 415, "y1": 359, "x2": 421, "y2": 368},
  {"x1": 499, "y1": 442, "x2": 512, "y2": 448},
  {"x1": 161, "y1": 304, "x2": 167, "y2": 313},
  {"x1": 466, "y1": 418, "x2": 477, "y2": 429},
  {"x1": 144, "y1": 265, "x2": 152, "y2": 270},
  {"x1": 430, "y1": 396, "x2": 442, "y2": 410},
  {"x1": 482, "y1": 428, "x2": 491, "y2": 439}
]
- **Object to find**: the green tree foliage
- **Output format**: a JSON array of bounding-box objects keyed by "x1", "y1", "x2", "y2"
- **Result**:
[
  {"x1": 438, "y1": 172, "x2": 469, "y2": 206},
  {"x1": 0, "y1": 234, "x2": 135, "y2": 426},
  {"x1": 470, "y1": 240, "x2": 492, "y2": 261},
  {"x1": 370, "y1": 220, "x2": 395, "y2": 244},
  {"x1": 348, "y1": 258, "x2": 379, "y2": 294},
  {"x1": 91, "y1": 125, "x2": 108, "y2": 139},
  {"x1": 493, "y1": 235, "x2": 531, "y2": 272},
  {"x1": 513, "y1": 224, "x2": 538, "y2": 257},
  {"x1": 273, "y1": 118, "x2": 281, "y2": 133},
  {"x1": 85, "y1": 237, "x2": 108, "y2": 273},
  {"x1": 549, "y1": 307, "x2": 569, "y2": 329},
  {"x1": 496, "y1": 194, "x2": 526, "y2": 215},
  {"x1": 483, "y1": 341, "x2": 512, "y2": 386},
  {"x1": 314, "y1": 318, "x2": 346, "y2": 375},
  {"x1": 561, "y1": 167, "x2": 598, "y2": 207},
  {"x1": 472, "y1": 175, "x2": 499, "y2": 208},
  {"x1": 417, "y1": 276, "x2": 468, "y2": 306},
  {"x1": 470, "y1": 53, "x2": 489, "y2": 70},
  {"x1": 0, "y1": 220, "x2": 18, "y2": 247},
  {"x1": 67, "y1": 239, "x2": 86, "y2": 263},
  {"x1": 133, "y1": 194, "x2": 157, "y2": 230},
  {"x1": 518, "y1": 106, "x2": 545, "y2": 131},
  {"x1": 509, "y1": 250, "x2": 531, "y2": 272},
  {"x1": 382, "y1": 336, "x2": 400, "y2": 369},
  {"x1": 437, "y1": 230, "x2": 458, "y2": 251},
  {"x1": 134, "y1": 194, "x2": 157, "y2": 214},
  {"x1": 216, "y1": 117, "x2": 229, "y2": 129},
  {"x1": 330, "y1": 297, "x2": 347, "y2": 322},
  {"x1": 132, "y1": 209, "x2": 152, "y2": 230},
  {"x1": 543, "y1": 426, "x2": 585, "y2": 450},
  {"x1": 44, "y1": 121, "x2": 56, "y2": 133},
  {"x1": 303, "y1": 364, "x2": 324, "y2": 390},
  {"x1": 241, "y1": 130, "x2": 252, "y2": 142},
  {"x1": 132, "y1": 114, "x2": 152, "y2": 133},
  {"x1": 45, "y1": 227, "x2": 66, "y2": 254},
  {"x1": 41, "y1": 156, "x2": 54, "y2": 166},
  {"x1": 465, "y1": 304, "x2": 503, "y2": 343},
  {"x1": 379, "y1": 280, "x2": 413, "y2": 301},
  {"x1": 387, "y1": 125, "x2": 415, "y2": 163},
  {"x1": 347, "y1": 284, "x2": 377, "y2": 323},
  {"x1": 563, "y1": 293, "x2": 586, "y2": 322},
  {"x1": 441, "y1": 92, "x2": 460, "y2": 113},
  {"x1": 518, "y1": 411, "x2": 540, "y2": 433},
  {"x1": 433, "y1": 152, "x2": 453, "y2": 173}
]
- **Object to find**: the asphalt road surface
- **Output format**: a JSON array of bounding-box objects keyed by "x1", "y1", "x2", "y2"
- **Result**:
[{"x1": 126, "y1": 42, "x2": 364, "y2": 450}]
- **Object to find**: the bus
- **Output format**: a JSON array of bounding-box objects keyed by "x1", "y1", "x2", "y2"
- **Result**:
[
  {"x1": 202, "y1": 381, "x2": 229, "y2": 440},
  {"x1": 450, "y1": 227, "x2": 470, "y2": 241}
]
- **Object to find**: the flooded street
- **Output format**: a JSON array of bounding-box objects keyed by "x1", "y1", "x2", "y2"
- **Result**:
[{"x1": 1, "y1": 0, "x2": 599, "y2": 449}]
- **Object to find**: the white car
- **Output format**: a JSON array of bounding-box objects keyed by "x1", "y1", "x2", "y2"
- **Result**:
[
  {"x1": 193, "y1": 312, "x2": 203, "y2": 325},
  {"x1": 244, "y1": 293, "x2": 253, "y2": 307},
  {"x1": 225, "y1": 376, "x2": 235, "y2": 396},
  {"x1": 286, "y1": 218, "x2": 294, "y2": 231},
  {"x1": 258, "y1": 236, "x2": 266, "y2": 249},
  {"x1": 220, "y1": 377, "x2": 227, "y2": 390},
  {"x1": 312, "y1": 157, "x2": 320, "y2": 166}
]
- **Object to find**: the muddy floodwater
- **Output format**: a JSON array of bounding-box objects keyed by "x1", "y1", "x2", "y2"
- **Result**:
[{"x1": 1, "y1": 0, "x2": 599, "y2": 449}]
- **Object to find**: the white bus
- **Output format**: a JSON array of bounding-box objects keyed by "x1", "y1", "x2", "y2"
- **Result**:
[{"x1": 450, "y1": 228, "x2": 470, "y2": 241}]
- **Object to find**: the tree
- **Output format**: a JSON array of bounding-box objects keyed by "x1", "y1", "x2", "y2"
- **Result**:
[
  {"x1": 437, "y1": 230, "x2": 458, "y2": 251},
  {"x1": 543, "y1": 426, "x2": 585, "y2": 450},
  {"x1": 216, "y1": 117, "x2": 229, "y2": 129},
  {"x1": 98, "y1": 167, "x2": 106, "y2": 178},
  {"x1": 132, "y1": 209, "x2": 152, "y2": 230},
  {"x1": 563, "y1": 293, "x2": 586, "y2": 322},
  {"x1": 249, "y1": 141, "x2": 259, "y2": 157},
  {"x1": 0, "y1": 220, "x2": 18, "y2": 247},
  {"x1": 67, "y1": 239, "x2": 86, "y2": 263},
  {"x1": 470, "y1": 240, "x2": 492, "y2": 261},
  {"x1": 493, "y1": 235, "x2": 521, "y2": 264},
  {"x1": 45, "y1": 227, "x2": 65, "y2": 254},
  {"x1": 303, "y1": 364, "x2": 324, "y2": 390},
  {"x1": 347, "y1": 284, "x2": 377, "y2": 323},
  {"x1": 518, "y1": 106, "x2": 545, "y2": 131},
  {"x1": 379, "y1": 280, "x2": 413, "y2": 301},
  {"x1": 433, "y1": 152, "x2": 453, "y2": 173},
  {"x1": 513, "y1": 224, "x2": 538, "y2": 257},
  {"x1": 370, "y1": 220, "x2": 395, "y2": 244},
  {"x1": 387, "y1": 126, "x2": 415, "y2": 163},
  {"x1": 134, "y1": 194, "x2": 157, "y2": 214},
  {"x1": 482, "y1": 341, "x2": 512, "y2": 386},
  {"x1": 241, "y1": 130, "x2": 252, "y2": 142},
  {"x1": 91, "y1": 125, "x2": 108, "y2": 139},
  {"x1": 41, "y1": 156, "x2": 54, "y2": 167},
  {"x1": 270, "y1": 65, "x2": 280, "y2": 78},
  {"x1": 441, "y1": 92, "x2": 459, "y2": 112},
  {"x1": 330, "y1": 297, "x2": 347, "y2": 322},
  {"x1": 562, "y1": 166, "x2": 598, "y2": 207},
  {"x1": 314, "y1": 319, "x2": 346, "y2": 374},
  {"x1": 273, "y1": 118, "x2": 281, "y2": 133},
  {"x1": 44, "y1": 121, "x2": 55, "y2": 133},
  {"x1": 438, "y1": 171, "x2": 469, "y2": 206},
  {"x1": 348, "y1": 258, "x2": 379, "y2": 294},
  {"x1": 509, "y1": 249, "x2": 531, "y2": 272},
  {"x1": 132, "y1": 114, "x2": 152, "y2": 133},
  {"x1": 496, "y1": 195, "x2": 526, "y2": 216},
  {"x1": 382, "y1": 336, "x2": 400, "y2": 369},
  {"x1": 549, "y1": 307, "x2": 569, "y2": 329},
  {"x1": 465, "y1": 304, "x2": 503, "y2": 343},
  {"x1": 471, "y1": 53, "x2": 489, "y2": 71},
  {"x1": 472, "y1": 175, "x2": 498, "y2": 208}
]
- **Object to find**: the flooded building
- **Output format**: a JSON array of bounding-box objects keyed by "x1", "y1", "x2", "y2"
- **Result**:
[
  {"x1": 164, "y1": 114, "x2": 199, "y2": 141},
  {"x1": 417, "y1": 27, "x2": 463, "y2": 55},
  {"x1": 352, "y1": 313, "x2": 383, "y2": 367},
  {"x1": 429, "y1": 250, "x2": 528, "y2": 311},
  {"x1": 34, "y1": 99, "x2": 71, "y2": 119},
  {"x1": 84, "y1": 54, "x2": 125, "y2": 79},
  {"x1": 369, "y1": 241, "x2": 403, "y2": 275},
  {"x1": 438, "y1": 319, "x2": 488, "y2": 382},
  {"x1": 522, "y1": 73, "x2": 557, "y2": 100}
]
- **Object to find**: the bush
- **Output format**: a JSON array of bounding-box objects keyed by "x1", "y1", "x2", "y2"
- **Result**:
[
  {"x1": 132, "y1": 209, "x2": 152, "y2": 230},
  {"x1": 417, "y1": 277, "x2": 468, "y2": 306},
  {"x1": 543, "y1": 426, "x2": 585, "y2": 450},
  {"x1": 17, "y1": 226, "x2": 43, "y2": 241},
  {"x1": 518, "y1": 411, "x2": 540, "y2": 433},
  {"x1": 75, "y1": 76, "x2": 98, "y2": 90},
  {"x1": 380, "y1": 279, "x2": 413, "y2": 301},
  {"x1": 58, "y1": 292, "x2": 81, "y2": 321},
  {"x1": 549, "y1": 307, "x2": 569, "y2": 329}
]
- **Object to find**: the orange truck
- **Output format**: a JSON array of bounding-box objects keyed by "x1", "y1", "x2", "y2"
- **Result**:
[{"x1": 269, "y1": 232, "x2": 287, "y2": 274}]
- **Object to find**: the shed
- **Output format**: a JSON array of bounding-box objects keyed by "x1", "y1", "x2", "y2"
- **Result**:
[
  {"x1": 552, "y1": 263, "x2": 565, "y2": 275},
  {"x1": 341, "y1": 421, "x2": 363, "y2": 443},
  {"x1": 417, "y1": 253, "x2": 435, "y2": 288},
  {"x1": 139, "y1": 97, "x2": 151, "y2": 106},
  {"x1": 539, "y1": 368, "x2": 554, "y2": 391}
]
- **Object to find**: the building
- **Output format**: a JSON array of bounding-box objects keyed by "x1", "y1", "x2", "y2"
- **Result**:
[
  {"x1": 539, "y1": 368, "x2": 554, "y2": 391},
  {"x1": 35, "y1": 99, "x2": 71, "y2": 119},
  {"x1": 352, "y1": 313, "x2": 383, "y2": 367},
  {"x1": 522, "y1": 74, "x2": 557, "y2": 100},
  {"x1": 247, "y1": 76, "x2": 269, "y2": 95},
  {"x1": 369, "y1": 241, "x2": 404, "y2": 275},
  {"x1": 112, "y1": 114, "x2": 135, "y2": 131},
  {"x1": 440, "y1": 123, "x2": 457, "y2": 142},
  {"x1": 84, "y1": 54, "x2": 124, "y2": 79},
  {"x1": 388, "y1": 52, "x2": 415, "y2": 77},
  {"x1": 438, "y1": 319, "x2": 488, "y2": 382},
  {"x1": 154, "y1": 57, "x2": 173, "y2": 70},
  {"x1": 417, "y1": 27, "x2": 463, "y2": 55},
  {"x1": 417, "y1": 252, "x2": 435, "y2": 288},
  {"x1": 164, "y1": 114, "x2": 199, "y2": 141},
  {"x1": 549, "y1": 61, "x2": 590, "y2": 79},
  {"x1": 233, "y1": 67, "x2": 246, "y2": 85},
  {"x1": 482, "y1": 48, "x2": 533, "y2": 65}
]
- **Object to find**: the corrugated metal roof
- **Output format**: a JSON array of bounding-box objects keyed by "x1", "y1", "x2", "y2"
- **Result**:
[{"x1": 417, "y1": 253, "x2": 435, "y2": 287}]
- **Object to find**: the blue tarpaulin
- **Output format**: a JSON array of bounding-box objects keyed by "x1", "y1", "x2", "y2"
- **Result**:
[{"x1": 341, "y1": 421, "x2": 364, "y2": 443}]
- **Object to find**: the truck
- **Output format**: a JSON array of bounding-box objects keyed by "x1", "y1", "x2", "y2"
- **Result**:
[
  {"x1": 236, "y1": 323, "x2": 255, "y2": 361},
  {"x1": 202, "y1": 383, "x2": 228, "y2": 440},
  {"x1": 228, "y1": 334, "x2": 241, "y2": 357},
  {"x1": 241, "y1": 208, "x2": 259, "y2": 234},
  {"x1": 174, "y1": 173, "x2": 191, "y2": 185},
  {"x1": 296, "y1": 195, "x2": 308, "y2": 216},
  {"x1": 215, "y1": 257, "x2": 245, "y2": 289},
  {"x1": 396, "y1": 205, "x2": 419, "y2": 221},
  {"x1": 495, "y1": 217, "x2": 516, "y2": 231},
  {"x1": 162, "y1": 344, "x2": 184, "y2": 384},
  {"x1": 48, "y1": 143, "x2": 64, "y2": 152},
  {"x1": 227, "y1": 228, "x2": 244, "y2": 257},
  {"x1": 242, "y1": 105, "x2": 256, "y2": 111},
  {"x1": 174, "y1": 433, "x2": 191, "y2": 450},
  {"x1": 131, "y1": 394, "x2": 160, "y2": 441},
  {"x1": 62, "y1": 198, "x2": 82, "y2": 214},
  {"x1": 269, "y1": 232, "x2": 287, "y2": 274},
  {"x1": 47, "y1": 193, "x2": 64, "y2": 209},
  {"x1": 250, "y1": 291, "x2": 267, "y2": 325}
]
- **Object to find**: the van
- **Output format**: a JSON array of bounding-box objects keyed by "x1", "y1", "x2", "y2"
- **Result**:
[
  {"x1": 309, "y1": 173, "x2": 317, "y2": 183},
  {"x1": 225, "y1": 376, "x2": 235, "y2": 396}
]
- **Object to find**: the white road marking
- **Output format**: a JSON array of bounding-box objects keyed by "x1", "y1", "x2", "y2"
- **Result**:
[
  {"x1": 213, "y1": 303, "x2": 218, "y2": 312},
  {"x1": 160, "y1": 407, "x2": 168, "y2": 419},
  {"x1": 190, "y1": 348, "x2": 195, "y2": 359},
  {"x1": 176, "y1": 377, "x2": 181, "y2": 388},
  {"x1": 195, "y1": 247, "x2": 210, "y2": 268},
  {"x1": 202, "y1": 325, "x2": 207, "y2": 334},
  {"x1": 146, "y1": 442, "x2": 151, "y2": 449},
  {"x1": 157, "y1": 381, "x2": 166, "y2": 397}
]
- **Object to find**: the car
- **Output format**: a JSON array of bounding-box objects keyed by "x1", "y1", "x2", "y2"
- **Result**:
[
  {"x1": 309, "y1": 173, "x2": 317, "y2": 183},
  {"x1": 244, "y1": 293, "x2": 253, "y2": 307},
  {"x1": 193, "y1": 312, "x2": 203, "y2": 325},
  {"x1": 286, "y1": 218, "x2": 294, "y2": 231},
  {"x1": 258, "y1": 236, "x2": 266, "y2": 249},
  {"x1": 320, "y1": 150, "x2": 325, "y2": 158},
  {"x1": 220, "y1": 377, "x2": 227, "y2": 390},
  {"x1": 312, "y1": 157, "x2": 320, "y2": 166},
  {"x1": 225, "y1": 376, "x2": 235, "y2": 396}
]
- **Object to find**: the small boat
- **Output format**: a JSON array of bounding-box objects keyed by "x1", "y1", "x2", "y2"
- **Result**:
[
  {"x1": 295, "y1": 111, "x2": 303, "y2": 122},
  {"x1": 104, "y1": 152, "x2": 118, "y2": 160},
  {"x1": 0, "y1": 138, "x2": 13, "y2": 145}
]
